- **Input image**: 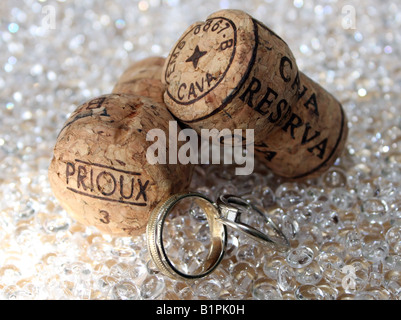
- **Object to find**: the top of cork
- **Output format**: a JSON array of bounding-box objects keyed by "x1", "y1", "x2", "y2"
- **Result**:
[
  {"x1": 112, "y1": 57, "x2": 166, "y2": 104},
  {"x1": 162, "y1": 9, "x2": 256, "y2": 122}
]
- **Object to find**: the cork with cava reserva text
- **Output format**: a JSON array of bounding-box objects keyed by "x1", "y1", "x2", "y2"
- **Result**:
[{"x1": 162, "y1": 9, "x2": 348, "y2": 179}]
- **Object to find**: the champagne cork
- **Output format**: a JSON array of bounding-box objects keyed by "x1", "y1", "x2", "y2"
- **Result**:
[
  {"x1": 162, "y1": 9, "x2": 348, "y2": 179},
  {"x1": 48, "y1": 94, "x2": 193, "y2": 237},
  {"x1": 112, "y1": 56, "x2": 165, "y2": 104}
]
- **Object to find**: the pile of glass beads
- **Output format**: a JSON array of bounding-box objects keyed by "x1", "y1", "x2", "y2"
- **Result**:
[{"x1": 1, "y1": 0, "x2": 401, "y2": 299}]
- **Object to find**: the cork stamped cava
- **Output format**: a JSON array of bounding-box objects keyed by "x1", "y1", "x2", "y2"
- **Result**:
[
  {"x1": 163, "y1": 9, "x2": 348, "y2": 179},
  {"x1": 48, "y1": 94, "x2": 193, "y2": 237}
]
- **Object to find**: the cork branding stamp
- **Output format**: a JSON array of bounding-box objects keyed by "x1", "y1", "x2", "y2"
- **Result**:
[
  {"x1": 65, "y1": 159, "x2": 149, "y2": 207},
  {"x1": 49, "y1": 93, "x2": 193, "y2": 237},
  {"x1": 163, "y1": 10, "x2": 348, "y2": 179},
  {"x1": 165, "y1": 16, "x2": 237, "y2": 105}
]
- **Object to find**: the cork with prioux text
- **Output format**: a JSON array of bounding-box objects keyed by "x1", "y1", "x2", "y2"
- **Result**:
[{"x1": 49, "y1": 58, "x2": 193, "y2": 237}]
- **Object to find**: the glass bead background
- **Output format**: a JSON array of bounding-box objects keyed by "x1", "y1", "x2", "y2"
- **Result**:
[{"x1": 1, "y1": 0, "x2": 401, "y2": 300}]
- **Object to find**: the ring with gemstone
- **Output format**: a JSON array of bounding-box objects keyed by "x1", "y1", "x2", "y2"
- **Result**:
[
  {"x1": 146, "y1": 192, "x2": 290, "y2": 281},
  {"x1": 216, "y1": 194, "x2": 290, "y2": 252}
]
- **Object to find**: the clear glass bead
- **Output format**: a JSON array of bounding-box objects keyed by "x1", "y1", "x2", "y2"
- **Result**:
[
  {"x1": 383, "y1": 270, "x2": 401, "y2": 296},
  {"x1": 177, "y1": 240, "x2": 208, "y2": 274},
  {"x1": 96, "y1": 275, "x2": 117, "y2": 295},
  {"x1": 42, "y1": 213, "x2": 70, "y2": 233},
  {"x1": 275, "y1": 183, "x2": 305, "y2": 208},
  {"x1": 216, "y1": 183, "x2": 238, "y2": 197},
  {"x1": 286, "y1": 245, "x2": 314, "y2": 268},
  {"x1": 193, "y1": 185, "x2": 214, "y2": 201},
  {"x1": 110, "y1": 237, "x2": 137, "y2": 259},
  {"x1": 281, "y1": 215, "x2": 299, "y2": 240},
  {"x1": 72, "y1": 279, "x2": 92, "y2": 299},
  {"x1": 321, "y1": 241, "x2": 345, "y2": 258},
  {"x1": 109, "y1": 262, "x2": 130, "y2": 279},
  {"x1": 252, "y1": 278, "x2": 282, "y2": 300},
  {"x1": 344, "y1": 230, "x2": 364, "y2": 257},
  {"x1": 295, "y1": 285, "x2": 325, "y2": 300},
  {"x1": 174, "y1": 282, "x2": 195, "y2": 300},
  {"x1": 389, "y1": 200, "x2": 401, "y2": 220},
  {"x1": 128, "y1": 263, "x2": 148, "y2": 285},
  {"x1": 282, "y1": 292, "x2": 296, "y2": 300},
  {"x1": 231, "y1": 262, "x2": 257, "y2": 294},
  {"x1": 357, "y1": 220, "x2": 384, "y2": 237},
  {"x1": 262, "y1": 255, "x2": 286, "y2": 280},
  {"x1": 111, "y1": 280, "x2": 139, "y2": 300},
  {"x1": 305, "y1": 186, "x2": 325, "y2": 202},
  {"x1": 355, "y1": 288, "x2": 391, "y2": 300},
  {"x1": 314, "y1": 209, "x2": 342, "y2": 239},
  {"x1": 87, "y1": 242, "x2": 112, "y2": 261},
  {"x1": 236, "y1": 243, "x2": 261, "y2": 264},
  {"x1": 234, "y1": 174, "x2": 263, "y2": 196},
  {"x1": 195, "y1": 222, "x2": 211, "y2": 244},
  {"x1": 297, "y1": 225, "x2": 324, "y2": 246},
  {"x1": 140, "y1": 274, "x2": 165, "y2": 300},
  {"x1": 385, "y1": 226, "x2": 401, "y2": 254},
  {"x1": 260, "y1": 186, "x2": 275, "y2": 208},
  {"x1": 362, "y1": 239, "x2": 389, "y2": 263},
  {"x1": 321, "y1": 168, "x2": 347, "y2": 188},
  {"x1": 189, "y1": 198, "x2": 209, "y2": 221},
  {"x1": 361, "y1": 198, "x2": 389, "y2": 223},
  {"x1": 316, "y1": 284, "x2": 338, "y2": 300},
  {"x1": 356, "y1": 181, "x2": 375, "y2": 200},
  {"x1": 209, "y1": 268, "x2": 232, "y2": 291},
  {"x1": 13, "y1": 200, "x2": 36, "y2": 222},
  {"x1": 383, "y1": 255, "x2": 401, "y2": 272},
  {"x1": 194, "y1": 278, "x2": 222, "y2": 299},
  {"x1": 317, "y1": 252, "x2": 344, "y2": 287},
  {"x1": 369, "y1": 272, "x2": 384, "y2": 288},
  {"x1": 288, "y1": 205, "x2": 313, "y2": 225},
  {"x1": 329, "y1": 187, "x2": 356, "y2": 210},
  {"x1": 294, "y1": 261, "x2": 323, "y2": 285},
  {"x1": 277, "y1": 265, "x2": 296, "y2": 292}
]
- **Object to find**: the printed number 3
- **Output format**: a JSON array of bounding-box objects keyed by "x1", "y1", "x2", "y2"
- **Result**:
[{"x1": 99, "y1": 210, "x2": 110, "y2": 224}]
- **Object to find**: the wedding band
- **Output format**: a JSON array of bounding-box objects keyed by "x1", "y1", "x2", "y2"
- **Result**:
[{"x1": 146, "y1": 192, "x2": 227, "y2": 281}]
